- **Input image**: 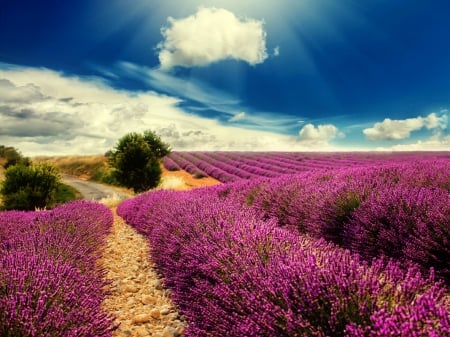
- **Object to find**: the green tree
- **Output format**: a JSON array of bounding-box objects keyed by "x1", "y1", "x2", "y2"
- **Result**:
[
  {"x1": 108, "y1": 131, "x2": 171, "y2": 192},
  {"x1": 0, "y1": 145, "x2": 30, "y2": 168},
  {"x1": 0, "y1": 164, "x2": 60, "y2": 210},
  {"x1": 143, "y1": 130, "x2": 171, "y2": 158}
]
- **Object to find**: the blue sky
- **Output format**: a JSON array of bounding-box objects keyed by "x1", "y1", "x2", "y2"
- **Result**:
[{"x1": 0, "y1": 0, "x2": 449, "y2": 155}]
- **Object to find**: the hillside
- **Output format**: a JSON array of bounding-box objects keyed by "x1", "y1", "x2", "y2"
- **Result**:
[{"x1": 33, "y1": 155, "x2": 111, "y2": 181}]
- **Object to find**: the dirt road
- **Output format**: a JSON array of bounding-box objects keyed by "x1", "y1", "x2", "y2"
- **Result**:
[{"x1": 62, "y1": 175, "x2": 132, "y2": 201}]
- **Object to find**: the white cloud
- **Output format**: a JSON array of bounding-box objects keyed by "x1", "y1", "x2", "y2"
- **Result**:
[
  {"x1": 363, "y1": 113, "x2": 447, "y2": 141},
  {"x1": 0, "y1": 64, "x2": 335, "y2": 156},
  {"x1": 375, "y1": 132, "x2": 450, "y2": 151},
  {"x1": 229, "y1": 111, "x2": 246, "y2": 122},
  {"x1": 298, "y1": 123, "x2": 343, "y2": 146},
  {"x1": 157, "y1": 7, "x2": 268, "y2": 69}
]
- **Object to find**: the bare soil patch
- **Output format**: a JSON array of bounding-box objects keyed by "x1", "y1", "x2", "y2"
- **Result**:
[{"x1": 160, "y1": 167, "x2": 220, "y2": 190}]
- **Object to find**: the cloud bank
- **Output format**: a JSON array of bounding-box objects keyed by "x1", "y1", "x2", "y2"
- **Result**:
[
  {"x1": 0, "y1": 64, "x2": 322, "y2": 156},
  {"x1": 363, "y1": 113, "x2": 447, "y2": 141},
  {"x1": 1, "y1": 64, "x2": 447, "y2": 155},
  {"x1": 157, "y1": 7, "x2": 268, "y2": 69}
]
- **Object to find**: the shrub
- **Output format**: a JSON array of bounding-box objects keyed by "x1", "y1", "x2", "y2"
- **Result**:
[
  {"x1": 0, "y1": 251, "x2": 112, "y2": 337},
  {"x1": 0, "y1": 164, "x2": 60, "y2": 210},
  {"x1": 90, "y1": 167, "x2": 120, "y2": 186},
  {"x1": 0, "y1": 201, "x2": 114, "y2": 336}
]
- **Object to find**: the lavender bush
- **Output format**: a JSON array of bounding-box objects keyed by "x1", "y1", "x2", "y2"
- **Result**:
[
  {"x1": 346, "y1": 185, "x2": 450, "y2": 283},
  {"x1": 236, "y1": 161, "x2": 450, "y2": 283},
  {"x1": 0, "y1": 251, "x2": 112, "y2": 337},
  {"x1": 0, "y1": 201, "x2": 115, "y2": 336}
]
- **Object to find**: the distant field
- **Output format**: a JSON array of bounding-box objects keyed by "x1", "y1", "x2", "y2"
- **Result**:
[{"x1": 164, "y1": 151, "x2": 450, "y2": 183}]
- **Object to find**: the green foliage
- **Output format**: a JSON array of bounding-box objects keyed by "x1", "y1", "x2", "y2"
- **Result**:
[
  {"x1": 0, "y1": 164, "x2": 61, "y2": 210},
  {"x1": 108, "y1": 130, "x2": 170, "y2": 192},
  {"x1": 0, "y1": 145, "x2": 30, "y2": 168},
  {"x1": 143, "y1": 130, "x2": 171, "y2": 158},
  {"x1": 54, "y1": 183, "x2": 81, "y2": 204},
  {"x1": 90, "y1": 167, "x2": 120, "y2": 186}
]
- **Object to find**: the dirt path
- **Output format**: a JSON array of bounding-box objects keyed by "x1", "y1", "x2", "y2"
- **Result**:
[
  {"x1": 62, "y1": 175, "x2": 132, "y2": 201},
  {"x1": 99, "y1": 210, "x2": 186, "y2": 337},
  {"x1": 96, "y1": 168, "x2": 218, "y2": 336}
]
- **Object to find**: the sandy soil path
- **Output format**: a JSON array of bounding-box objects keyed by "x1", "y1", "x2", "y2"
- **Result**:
[
  {"x1": 99, "y1": 210, "x2": 186, "y2": 337},
  {"x1": 62, "y1": 175, "x2": 132, "y2": 201}
]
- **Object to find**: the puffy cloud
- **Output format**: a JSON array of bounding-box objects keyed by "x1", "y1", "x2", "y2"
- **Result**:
[
  {"x1": 363, "y1": 113, "x2": 447, "y2": 141},
  {"x1": 298, "y1": 123, "x2": 343, "y2": 146},
  {"x1": 157, "y1": 7, "x2": 268, "y2": 69}
]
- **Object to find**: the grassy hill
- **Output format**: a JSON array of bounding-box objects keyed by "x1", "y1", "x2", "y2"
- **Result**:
[{"x1": 34, "y1": 155, "x2": 111, "y2": 181}]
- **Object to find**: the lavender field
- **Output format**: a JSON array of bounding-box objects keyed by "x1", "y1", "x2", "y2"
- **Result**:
[
  {"x1": 0, "y1": 201, "x2": 115, "y2": 337},
  {"x1": 163, "y1": 151, "x2": 450, "y2": 182},
  {"x1": 123, "y1": 154, "x2": 450, "y2": 336},
  {"x1": 1, "y1": 153, "x2": 449, "y2": 336}
]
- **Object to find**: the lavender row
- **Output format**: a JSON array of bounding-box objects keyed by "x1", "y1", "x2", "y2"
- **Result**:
[
  {"x1": 118, "y1": 186, "x2": 449, "y2": 336},
  {"x1": 174, "y1": 152, "x2": 242, "y2": 182},
  {"x1": 0, "y1": 201, "x2": 115, "y2": 337},
  {"x1": 167, "y1": 152, "x2": 209, "y2": 178},
  {"x1": 162, "y1": 156, "x2": 181, "y2": 171},
  {"x1": 164, "y1": 151, "x2": 450, "y2": 182},
  {"x1": 219, "y1": 159, "x2": 450, "y2": 284}
]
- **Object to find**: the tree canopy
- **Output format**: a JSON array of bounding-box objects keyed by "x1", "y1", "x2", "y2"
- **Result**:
[
  {"x1": 108, "y1": 130, "x2": 171, "y2": 192},
  {"x1": 0, "y1": 145, "x2": 30, "y2": 168}
]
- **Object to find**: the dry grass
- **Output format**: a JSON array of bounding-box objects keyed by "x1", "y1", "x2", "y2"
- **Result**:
[{"x1": 33, "y1": 155, "x2": 108, "y2": 180}]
